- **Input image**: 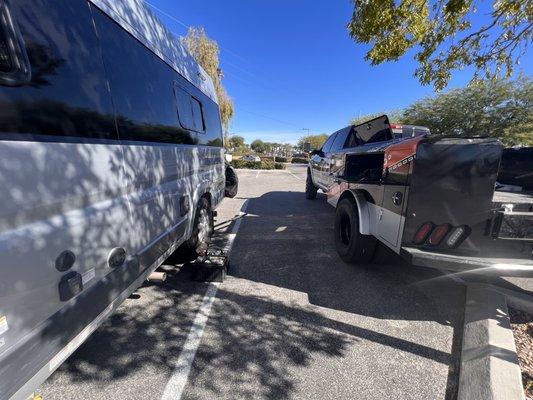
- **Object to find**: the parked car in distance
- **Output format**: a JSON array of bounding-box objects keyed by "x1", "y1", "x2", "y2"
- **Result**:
[{"x1": 242, "y1": 154, "x2": 261, "y2": 162}]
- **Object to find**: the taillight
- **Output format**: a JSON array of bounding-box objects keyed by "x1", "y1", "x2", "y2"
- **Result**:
[
  {"x1": 413, "y1": 222, "x2": 435, "y2": 244},
  {"x1": 446, "y1": 225, "x2": 470, "y2": 248},
  {"x1": 427, "y1": 224, "x2": 451, "y2": 246}
]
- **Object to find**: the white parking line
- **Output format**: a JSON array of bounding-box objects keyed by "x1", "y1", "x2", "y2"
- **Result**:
[
  {"x1": 287, "y1": 170, "x2": 303, "y2": 181},
  {"x1": 161, "y1": 199, "x2": 249, "y2": 400},
  {"x1": 255, "y1": 170, "x2": 261, "y2": 178}
]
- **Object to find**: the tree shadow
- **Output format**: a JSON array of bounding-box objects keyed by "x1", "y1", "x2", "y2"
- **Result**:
[{"x1": 41, "y1": 191, "x2": 466, "y2": 399}]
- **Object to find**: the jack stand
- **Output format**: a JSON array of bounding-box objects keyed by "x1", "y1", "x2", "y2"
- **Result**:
[{"x1": 191, "y1": 247, "x2": 229, "y2": 282}]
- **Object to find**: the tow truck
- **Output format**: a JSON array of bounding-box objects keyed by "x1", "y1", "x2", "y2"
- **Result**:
[{"x1": 306, "y1": 115, "x2": 532, "y2": 272}]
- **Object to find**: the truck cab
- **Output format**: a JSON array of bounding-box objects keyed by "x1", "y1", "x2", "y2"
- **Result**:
[{"x1": 308, "y1": 116, "x2": 424, "y2": 193}]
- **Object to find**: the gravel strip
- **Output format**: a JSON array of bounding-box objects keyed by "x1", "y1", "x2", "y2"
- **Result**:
[{"x1": 510, "y1": 307, "x2": 533, "y2": 399}]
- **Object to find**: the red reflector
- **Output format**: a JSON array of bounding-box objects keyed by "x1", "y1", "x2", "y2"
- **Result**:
[
  {"x1": 428, "y1": 224, "x2": 451, "y2": 246},
  {"x1": 413, "y1": 222, "x2": 434, "y2": 244}
]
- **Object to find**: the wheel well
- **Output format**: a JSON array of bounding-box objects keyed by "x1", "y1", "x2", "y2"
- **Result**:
[
  {"x1": 338, "y1": 190, "x2": 356, "y2": 205},
  {"x1": 338, "y1": 189, "x2": 375, "y2": 205},
  {"x1": 337, "y1": 189, "x2": 375, "y2": 235}
]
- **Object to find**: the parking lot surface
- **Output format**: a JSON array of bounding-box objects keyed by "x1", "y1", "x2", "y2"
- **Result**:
[{"x1": 40, "y1": 164, "x2": 529, "y2": 400}]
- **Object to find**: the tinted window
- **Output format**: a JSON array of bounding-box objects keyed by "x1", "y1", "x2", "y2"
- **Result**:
[
  {"x1": 199, "y1": 98, "x2": 223, "y2": 147},
  {"x1": 175, "y1": 85, "x2": 195, "y2": 131},
  {"x1": 175, "y1": 86, "x2": 205, "y2": 133},
  {"x1": 322, "y1": 133, "x2": 337, "y2": 153},
  {"x1": 95, "y1": 10, "x2": 194, "y2": 144},
  {"x1": 190, "y1": 97, "x2": 205, "y2": 132},
  {"x1": 351, "y1": 117, "x2": 393, "y2": 145},
  {"x1": 414, "y1": 128, "x2": 429, "y2": 137},
  {"x1": 0, "y1": 0, "x2": 117, "y2": 140},
  {"x1": 330, "y1": 128, "x2": 350, "y2": 152}
]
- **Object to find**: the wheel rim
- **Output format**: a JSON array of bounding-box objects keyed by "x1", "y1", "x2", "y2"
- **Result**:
[
  {"x1": 340, "y1": 213, "x2": 351, "y2": 245},
  {"x1": 197, "y1": 208, "x2": 211, "y2": 244}
]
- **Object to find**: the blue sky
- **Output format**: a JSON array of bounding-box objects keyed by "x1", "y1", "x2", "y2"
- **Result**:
[{"x1": 147, "y1": 0, "x2": 532, "y2": 145}]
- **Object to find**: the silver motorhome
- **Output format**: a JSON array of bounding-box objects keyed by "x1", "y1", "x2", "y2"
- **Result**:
[{"x1": 0, "y1": 0, "x2": 228, "y2": 398}]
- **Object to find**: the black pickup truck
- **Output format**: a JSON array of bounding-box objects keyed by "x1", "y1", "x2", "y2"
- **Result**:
[{"x1": 306, "y1": 115, "x2": 532, "y2": 272}]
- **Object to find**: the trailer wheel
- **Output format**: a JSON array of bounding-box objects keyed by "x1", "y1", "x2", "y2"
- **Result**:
[
  {"x1": 305, "y1": 170, "x2": 318, "y2": 200},
  {"x1": 334, "y1": 198, "x2": 377, "y2": 264},
  {"x1": 181, "y1": 197, "x2": 213, "y2": 259}
]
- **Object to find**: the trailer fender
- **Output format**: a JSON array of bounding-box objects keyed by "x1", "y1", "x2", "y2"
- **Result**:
[{"x1": 338, "y1": 189, "x2": 373, "y2": 235}]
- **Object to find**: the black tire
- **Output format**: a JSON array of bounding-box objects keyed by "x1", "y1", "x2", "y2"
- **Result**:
[
  {"x1": 182, "y1": 197, "x2": 213, "y2": 259},
  {"x1": 334, "y1": 198, "x2": 377, "y2": 264},
  {"x1": 305, "y1": 170, "x2": 318, "y2": 200}
]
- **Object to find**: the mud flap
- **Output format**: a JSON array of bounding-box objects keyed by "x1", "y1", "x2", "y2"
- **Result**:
[{"x1": 225, "y1": 164, "x2": 238, "y2": 198}]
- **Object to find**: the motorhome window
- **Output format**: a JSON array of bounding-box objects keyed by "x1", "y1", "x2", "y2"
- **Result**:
[
  {"x1": 322, "y1": 132, "x2": 337, "y2": 153},
  {"x1": 190, "y1": 97, "x2": 205, "y2": 132},
  {"x1": 330, "y1": 128, "x2": 350, "y2": 152},
  {"x1": 175, "y1": 86, "x2": 195, "y2": 131},
  {"x1": 200, "y1": 99, "x2": 223, "y2": 146}
]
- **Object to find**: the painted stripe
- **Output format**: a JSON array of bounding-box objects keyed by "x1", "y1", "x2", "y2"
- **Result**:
[
  {"x1": 287, "y1": 171, "x2": 303, "y2": 181},
  {"x1": 160, "y1": 282, "x2": 219, "y2": 400},
  {"x1": 161, "y1": 199, "x2": 249, "y2": 400}
]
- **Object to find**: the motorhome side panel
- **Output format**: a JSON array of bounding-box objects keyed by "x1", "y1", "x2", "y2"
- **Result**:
[
  {"x1": 0, "y1": 1, "x2": 224, "y2": 399},
  {"x1": 92, "y1": 8, "x2": 224, "y2": 267},
  {"x1": 0, "y1": 1, "x2": 138, "y2": 398}
]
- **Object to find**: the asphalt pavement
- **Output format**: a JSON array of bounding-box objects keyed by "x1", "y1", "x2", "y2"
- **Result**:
[{"x1": 39, "y1": 164, "x2": 530, "y2": 400}]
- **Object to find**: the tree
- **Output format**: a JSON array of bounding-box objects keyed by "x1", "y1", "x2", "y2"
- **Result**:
[
  {"x1": 347, "y1": 0, "x2": 532, "y2": 91},
  {"x1": 183, "y1": 27, "x2": 234, "y2": 131},
  {"x1": 228, "y1": 135, "x2": 245, "y2": 148},
  {"x1": 297, "y1": 134, "x2": 329, "y2": 150},
  {"x1": 250, "y1": 139, "x2": 269, "y2": 153},
  {"x1": 400, "y1": 77, "x2": 532, "y2": 146}
]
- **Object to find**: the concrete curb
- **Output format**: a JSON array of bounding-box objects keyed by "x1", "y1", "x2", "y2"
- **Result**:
[
  {"x1": 458, "y1": 283, "x2": 525, "y2": 400},
  {"x1": 490, "y1": 285, "x2": 533, "y2": 315}
]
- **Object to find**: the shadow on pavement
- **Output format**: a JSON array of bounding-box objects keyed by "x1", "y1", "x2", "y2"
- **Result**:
[
  {"x1": 45, "y1": 190, "x2": 466, "y2": 399},
  {"x1": 229, "y1": 190, "x2": 464, "y2": 325}
]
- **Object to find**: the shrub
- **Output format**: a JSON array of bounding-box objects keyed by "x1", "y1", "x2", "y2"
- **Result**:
[
  {"x1": 230, "y1": 160, "x2": 286, "y2": 170},
  {"x1": 291, "y1": 157, "x2": 309, "y2": 164},
  {"x1": 275, "y1": 156, "x2": 291, "y2": 163}
]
